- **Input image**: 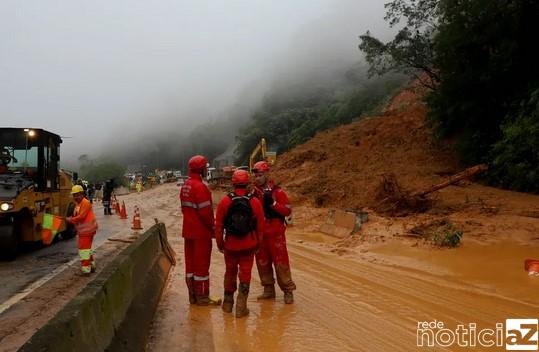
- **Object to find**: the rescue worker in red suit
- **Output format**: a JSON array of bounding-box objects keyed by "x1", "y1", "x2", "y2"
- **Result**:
[
  {"x1": 251, "y1": 161, "x2": 296, "y2": 304},
  {"x1": 66, "y1": 185, "x2": 98, "y2": 276},
  {"x1": 215, "y1": 170, "x2": 264, "y2": 317},
  {"x1": 180, "y1": 155, "x2": 221, "y2": 306}
]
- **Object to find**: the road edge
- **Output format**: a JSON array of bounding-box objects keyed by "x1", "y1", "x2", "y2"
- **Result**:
[{"x1": 18, "y1": 222, "x2": 173, "y2": 352}]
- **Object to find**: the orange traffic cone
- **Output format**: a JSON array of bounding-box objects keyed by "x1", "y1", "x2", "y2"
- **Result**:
[
  {"x1": 120, "y1": 201, "x2": 128, "y2": 219},
  {"x1": 131, "y1": 206, "x2": 143, "y2": 230},
  {"x1": 114, "y1": 197, "x2": 120, "y2": 215}
]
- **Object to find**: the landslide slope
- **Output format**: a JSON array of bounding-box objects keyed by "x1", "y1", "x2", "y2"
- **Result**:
[{"x1": 272, "y1": 83, "x2": 459, "y2": 210}]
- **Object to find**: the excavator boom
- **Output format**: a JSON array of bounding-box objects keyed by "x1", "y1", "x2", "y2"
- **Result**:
[{"x1": 249, "y1": 138, "x2": 267, "y2": 171}]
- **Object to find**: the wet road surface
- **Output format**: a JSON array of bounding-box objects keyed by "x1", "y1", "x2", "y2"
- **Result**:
[
  {"x1": 2, "y1": 184, "x2": 537, "y2": 351},
  {"x1": 0, "y1": 203, "x2": 123, "y2": 305},
  {"x1": 147, "y1": 187, "x2": 539, "y2": 352},
  {"x1": 0, "y1": 185, "x2": 173, "y2": 351}
]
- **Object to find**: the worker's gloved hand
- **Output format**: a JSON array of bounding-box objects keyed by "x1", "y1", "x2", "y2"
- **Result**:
[{"x1": 263, "y1": 190, "x2": 274, "y2": 207}]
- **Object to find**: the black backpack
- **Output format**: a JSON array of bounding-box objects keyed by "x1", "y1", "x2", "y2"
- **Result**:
[{"x1": 224, "y1": 192, "x2": 254, "y2": 237}]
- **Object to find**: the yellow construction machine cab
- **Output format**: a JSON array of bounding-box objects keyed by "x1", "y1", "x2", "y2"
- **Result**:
[{"x1": 0, "y1": 128, "x2": 74, "y2": 259}]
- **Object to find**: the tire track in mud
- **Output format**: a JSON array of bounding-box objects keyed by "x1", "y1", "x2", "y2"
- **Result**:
[
  {"x1": 286, "y1": 241, "x2": 539, "y2": 351},
  {"x1": 287, "y1": 245, "x2": 422, "y2": 351},
  {"x1": 289, "y1": 242, "x2": 538, "y2": 314}
]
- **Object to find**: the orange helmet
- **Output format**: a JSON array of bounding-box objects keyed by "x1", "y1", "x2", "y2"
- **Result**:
[
  {"x1": 188, "y1": 155, "x2": 208, "y2": 171},
  {"x1": 231, "y1": 169, "x2": 250, "y2": 185},
  {"x1": 252, "y1": 161, "x2": 270, "y2": 173}
]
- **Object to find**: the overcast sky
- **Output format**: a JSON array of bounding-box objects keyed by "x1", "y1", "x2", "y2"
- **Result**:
[{"x1": 1, "y1": 0, "x2": 388, "y2": 162}]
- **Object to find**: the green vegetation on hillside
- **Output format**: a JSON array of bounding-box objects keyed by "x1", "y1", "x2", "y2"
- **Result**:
[
  {"x1": 360, "y1": 0, "x2": 539, "y2": 192},
  {"x1": 234, "y1": 66, "x2": 407, "y2": 164}
]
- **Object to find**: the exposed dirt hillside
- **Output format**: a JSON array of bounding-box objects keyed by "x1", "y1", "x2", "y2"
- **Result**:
[
  {"x1": 272, "y1": 83, "x2": 459, "y2": 210},
  {"x1": 271, "y1": 82, "x2": 539, "y2": 246}
]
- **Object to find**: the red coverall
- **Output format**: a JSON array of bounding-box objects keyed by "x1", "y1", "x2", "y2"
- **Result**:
[
  {"x1": 253, "y1": 181, "x2": 296, "y2": 293},
  {"x1": 180, "y1": 171, "x2": 215, "y2": 301},
  {"x1": 68, "y1": 197, "x2": 98, "y2": 273},
  {"x1": 215, "y1": 188, "x2": 264, "y2": 293}
]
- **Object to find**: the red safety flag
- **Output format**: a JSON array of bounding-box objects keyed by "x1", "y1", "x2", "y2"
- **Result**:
[{"x1": 42, "y1": 213, "x2": 64, "y2": 245}]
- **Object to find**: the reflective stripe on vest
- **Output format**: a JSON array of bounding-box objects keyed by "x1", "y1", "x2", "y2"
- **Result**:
[
  {"x1": 181, "y1": 200, "x2": 211, "y2": 209},
  {"x1": 75, "y1": 218, "x2": 98, "y2": 236}
]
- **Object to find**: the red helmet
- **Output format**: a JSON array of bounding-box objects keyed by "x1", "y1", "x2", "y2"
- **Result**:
[
  {"x1": 252, "y1": 161, "x2": 270, "y2": 173},
  {"x1": 188, "y1": 155, "x2": 208, "y2": 171},
  {"x1": 231, "y1": 169, "x2": 250, "y2": 185}
]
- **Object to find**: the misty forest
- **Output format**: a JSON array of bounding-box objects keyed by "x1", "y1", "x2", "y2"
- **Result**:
[
  {"x1": 72, "y1": 0, "x2": 538, "y2": 193},
  {"x1": 2, "y1": 1, "x2": 539, "y2": 351}
]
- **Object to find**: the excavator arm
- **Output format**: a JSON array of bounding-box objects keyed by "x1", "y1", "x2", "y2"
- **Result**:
[{"x1": 249, "y1": 138, "x2": 267, "y2": 171}]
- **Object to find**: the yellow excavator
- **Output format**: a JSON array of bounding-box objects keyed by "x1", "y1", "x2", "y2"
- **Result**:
[
  {"x1": 0, "y1": 128, "x2": 74, "y2": 259},
  {"x1": 208, "y1": 138, "x2": 276, "y2": 187},
  {"x1": 249, "y1": 138, "x2": 277, "y2": 171}
]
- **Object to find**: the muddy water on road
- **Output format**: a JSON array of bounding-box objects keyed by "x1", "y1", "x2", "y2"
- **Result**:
[
  {"x1": 148, "y1": 222, "x2": 539, "y2": 352},
  {"x1": 371, "y1": 240, "x2": 539, "y2": 304}
]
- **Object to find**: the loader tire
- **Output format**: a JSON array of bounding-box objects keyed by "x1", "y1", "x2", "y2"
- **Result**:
[{"x1": 0, "y1": 224, "x2": 19, "y2": 261}]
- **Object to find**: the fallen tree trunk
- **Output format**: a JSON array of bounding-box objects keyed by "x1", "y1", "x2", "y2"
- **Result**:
[{"x1": 412, "y1": 164, "x2": 488, "y2": 197}]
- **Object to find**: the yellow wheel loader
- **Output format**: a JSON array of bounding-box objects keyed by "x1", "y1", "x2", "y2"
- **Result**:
[{"x1": 0, "y1": 128, "x2": 74, "y2": 259}]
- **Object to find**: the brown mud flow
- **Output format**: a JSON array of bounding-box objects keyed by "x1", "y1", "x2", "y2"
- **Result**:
[
  {"x1": 147, "y1": 206, "x2": 539, "y2": 352},
  {"x1": 148, "y1": 82, "x2": 538, "y2": 351},
  {"x1": 5, "y1": 78, "x2": 539, "y2": 351}
]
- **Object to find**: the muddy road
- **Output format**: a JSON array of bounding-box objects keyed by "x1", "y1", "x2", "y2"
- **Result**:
[
  {"x1": 1, "y1": 183, "x2": 537, "y2": 351},
  {"x1": 147, "y1": 184, "x2": 539, "y2": 352}
]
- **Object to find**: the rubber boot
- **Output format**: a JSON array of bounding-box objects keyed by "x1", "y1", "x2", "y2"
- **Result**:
[
  {"x1": 186, "y1": 277, "x2": 196, "y2": 305},
  {"x1": 196, "y1": 295, "x2": 222, "y2": 306},
  {"x1": 222, "y1": 292, "x2": 234, "y2": 313},
  {"x1": 257, "y1": 285, "x2": 276, "y2": 300},
  {"x1": 235, "y1": 283, "x2": 250, "y2": 318},
  {"x1": 284, "y1": 291, "x2": 294, "y2": 304}
]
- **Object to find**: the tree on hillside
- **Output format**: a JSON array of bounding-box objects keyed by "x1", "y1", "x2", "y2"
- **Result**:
[
  {"x1": 360, "y1": 0, "x2": 539, "y2": 191},
  {"x1": 428, "y1": 0, "x2": 539, "y2": 165},
  {"x1": 489, "y1": 90, "x2": 539, "y2": 192},
  {"x1": 359, "y1": 0, "x2": 440, "y2": 89}
]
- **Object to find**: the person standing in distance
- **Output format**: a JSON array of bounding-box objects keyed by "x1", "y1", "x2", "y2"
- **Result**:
[{"x1": 180, "y1": 155, "x2": 221, "y2": 306}]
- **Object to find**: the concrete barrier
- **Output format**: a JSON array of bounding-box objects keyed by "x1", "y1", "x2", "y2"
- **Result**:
[
  {"x1": 19, "y1": 223, "x2": 173, "y2": 352},
  {"x1": 320, "y1": 209, "x2": 368, "y2": 238}
]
